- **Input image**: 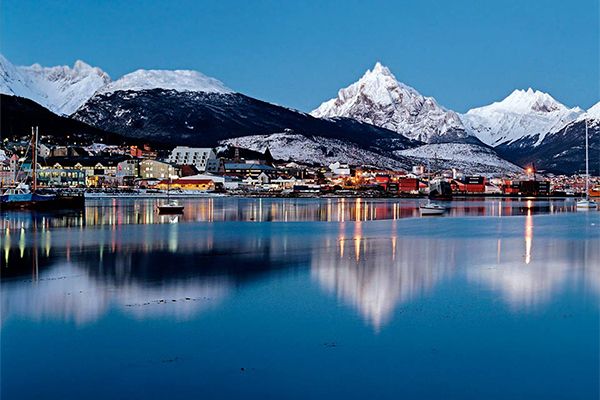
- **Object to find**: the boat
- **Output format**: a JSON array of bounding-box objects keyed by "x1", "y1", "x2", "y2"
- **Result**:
[
  {"x1": 157, "y1": 200, "x2": 185, "y2": 214},
  {"x1": 420, "y1": 202, "x2": 447, "y2": 216},
  {"x1": 576, "y1": 120, "x2": 597, "y2": 209},
  {"x1": 157, "y1": 178, "x2": 184, "y2": 214},
  {"x1": 1, "y1": 127, "x2": 84, "y2": 211},
  {"x1": 428, "y1": 179, "x2": 453, "y2": 200},
  {"x1": 426, "y1": 157, "x2": 452, "y2": 200}
]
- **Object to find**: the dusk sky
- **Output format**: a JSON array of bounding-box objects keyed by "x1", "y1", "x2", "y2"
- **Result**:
[{"x1": 2, "y1": 0, "x2": 598, "y2": 112}]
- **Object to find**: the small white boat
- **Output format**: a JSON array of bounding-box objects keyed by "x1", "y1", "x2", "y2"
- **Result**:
[
  {"x1": 576, "y1": 199, "x2": 597, "y2": 209},
  {"x1": 157, "y1": 200, "x2": 184, "y2": 214},
  {"x1": 420, "y1": 202, "x2": 446, "y2": 216}
]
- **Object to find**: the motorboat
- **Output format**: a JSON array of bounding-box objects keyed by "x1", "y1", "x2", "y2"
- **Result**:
[
  {"x1": 576, "y1": 198, "x2": 597, "y2": 209},
  {"x1": 420, "y1": 202, "x2": 446, "y2": 216}
]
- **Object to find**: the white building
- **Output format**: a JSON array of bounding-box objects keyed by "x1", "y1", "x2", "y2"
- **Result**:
[
  {"x1": 329, "y1": 161, "x2": 351, "y2": 176},
  {"x1": 167, "y1": 146, "x2": 220, "y2": 172}
]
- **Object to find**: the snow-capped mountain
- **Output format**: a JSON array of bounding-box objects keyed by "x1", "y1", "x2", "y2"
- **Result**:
[
  {"x1": 0, "y1": 54, "x2": 110, "y2": 115},
  {"x1": 73, "y1": 88, "x2": 416, "y2": 153},
  {"x1": 495, "y1": 101, "x2": 600, "y2": 174},
  {"x1": 99, "y1": 69, "x2": 231, "y2": 94},
  {"x1": 311, "y1": 62, "x2": 471, "y2": 143},
  {"x1": 220, "y1": 133, "x2": 522, "y2": 174},
  {"x1": 0, "y1": 54, "x2": 231, "y2": 115},
  {"x1": 577, "y1": 101, "x2": 600, "y2": 121},
  {"x1": 460, "y1": 88, "x2": 583, "y2": 147},
  {"x1": 219, "y1": 132, "x2": 410, "y2": 170},
  {"x1": 396, "y1": 143, "x2": 522, "y2": 174}
]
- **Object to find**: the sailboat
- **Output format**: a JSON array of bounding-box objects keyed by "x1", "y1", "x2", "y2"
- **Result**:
[
  {"x1": 420, "y1": 159, "x2": 447, "y2": 215},
  {"x1": 1, "y1": 127, "x2": 84, "y2": 210},
  {"x1": 576, "y1": 120, "x2": 597, "y2": 209},
  {"x1": 157, "y1": 177, "x2": 184, "y2": 214}
]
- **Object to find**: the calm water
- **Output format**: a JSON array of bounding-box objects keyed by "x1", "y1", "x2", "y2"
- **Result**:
[{"x1": 1, "y1": 198, "x2": 599, "y2": 399}]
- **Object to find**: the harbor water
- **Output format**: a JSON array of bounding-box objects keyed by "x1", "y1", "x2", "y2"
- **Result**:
[{"x1": 1, "y1": 197, "x2": 599, "y2": 399}]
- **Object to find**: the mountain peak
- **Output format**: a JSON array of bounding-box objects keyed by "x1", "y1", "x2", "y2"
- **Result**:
[
  {"x1": 494, "y1": 88, "x2": 566, "y2": 114},
  {"x1": 73, "y1": 59, "x2": 94, "y2": 71},
  {"x1": 370, "y1": 61, "x2": 393, "y2": 76},
  {"x1": 100, "y1": 68, "x2": 232, "y2": 95},
  {"x1": 461, "y1": 88, "x2": 584, "y2": 146},
  {"x1": 0, "y1": 53, "x2": 111, "y2": 115},
  {"x1": 311, "y1": 63, "x2": 467, "y2": 143}
]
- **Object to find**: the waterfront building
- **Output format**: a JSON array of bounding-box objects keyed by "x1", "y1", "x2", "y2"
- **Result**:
[
  {"x1": 139, "y1": 159, "x2": 179, "y2": 180},
  {"x1": 167, "y1": 146, "x2": 221, "y2": 173},
  {"x1": 156, "y1": 178, "x2": 215, "y2": 191},
  {"x1": 42, "y1": 156, "x2": 130, "y2": 187},
  {"x1": 37, "y1": 168, "x2": 86, "y2": 187}
]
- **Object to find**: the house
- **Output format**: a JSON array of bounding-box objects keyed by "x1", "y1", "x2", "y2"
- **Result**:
[{"x1": 243, "y1": 171, "x2": 271, "y2": 186}]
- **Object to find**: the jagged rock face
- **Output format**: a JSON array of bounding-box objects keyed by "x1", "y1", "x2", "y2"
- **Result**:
[
  {"x1": 311, "y1": 62, "x2": 471, "y2": 143},
  {"x1": 460, "y1": 88, "x2": 583, "y2": 147},
  {"x1": 0, "y1": 54, "x2": 110, "y2": 115}
]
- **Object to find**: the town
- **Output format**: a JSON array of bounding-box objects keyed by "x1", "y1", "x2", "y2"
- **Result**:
[{"x1": 1, "y1": 138, "x2": 598, "y2": 198}]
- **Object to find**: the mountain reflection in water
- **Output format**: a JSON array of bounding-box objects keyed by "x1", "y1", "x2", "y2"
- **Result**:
[{"x1": 2, "y1": 199, "x2": 598, "y2": 330}]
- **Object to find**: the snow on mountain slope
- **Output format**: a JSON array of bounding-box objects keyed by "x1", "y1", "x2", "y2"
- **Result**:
[
  {"x1": 0, "y1": 54, "x2": 231, "y2": 115},
  {"x1": 311, "y1": 62, "x2": 470, "y2": 143},
  {"x1": 99, "y1": 69, "x2": 231, "y2": 95},
  {"x1": 396, "y1": 143, "x2": 523, "y2": 174},
  {"x1": 0, "y1": 54, "x2": 110, "y2": 115},
  {"x1": 577, "y1": 101, "x2": 600, "y2": 121},
  {"x1": 219, "y1": 133, "x2": 410, "y2": 169},
  {"x1": 460, "y1": 88, "x2": 583, "y2": 147}
]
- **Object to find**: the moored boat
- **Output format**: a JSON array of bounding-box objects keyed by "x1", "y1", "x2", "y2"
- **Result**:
[
  {"x1": 0, "y1": 127, "x2": 85, "y2": 211},
  {"x1": 420, "y1": 202, "x2": 446, "y2": 216},
  {"x1": 576, "y1": 120, "x2": 597, "y2": 210},
  {"x1": 157, "y1": 200, "x2": 184, "y2": 214}
]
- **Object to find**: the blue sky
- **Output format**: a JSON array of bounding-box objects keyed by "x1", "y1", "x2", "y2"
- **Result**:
[{"x1": 2, "y1": 0, "x2": 598, "y2": 112}]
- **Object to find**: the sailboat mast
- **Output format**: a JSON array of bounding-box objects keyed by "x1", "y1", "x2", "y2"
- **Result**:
[
  {"x1": 585, "y1": 120, "x2": 589, "y2": 199},
  {"x1": 31, "y1": 126, "x2": 38, "y2": 192}
]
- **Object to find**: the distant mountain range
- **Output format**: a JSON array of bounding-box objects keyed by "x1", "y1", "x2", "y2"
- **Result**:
[{"x1": 1, "y1": 54, "x2": 597, "y2": 174}]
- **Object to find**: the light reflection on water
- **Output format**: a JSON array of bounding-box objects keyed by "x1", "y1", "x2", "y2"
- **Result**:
[{"x1": 0, "y1": 197, "x2": 584, "y2": 231}]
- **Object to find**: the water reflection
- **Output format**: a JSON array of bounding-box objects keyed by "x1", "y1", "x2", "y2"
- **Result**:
[
  {"x1": 0, "y1": 198, "x2": 585, "y2": 231},
  {"x1": 2, "y1": 203, "x2": 598, "y2": 330},
  {"x1": 311, "y1": 230, "x2": 454, "y2": 330}
]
